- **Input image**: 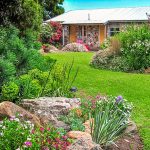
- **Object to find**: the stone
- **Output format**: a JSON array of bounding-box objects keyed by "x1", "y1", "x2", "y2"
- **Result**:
[
  {"x1": 125, "y1": 120, "x2": 137, "y2": 134},
  {"x1": 20, "y1": 97, "x2": 80, "y2": 129},
  {"x1": 145, "y1": 67, "x2": 150, "y2": 74},
  {"x1": 67, "y1": 131, "x2": 102, "y2": 150},
  {"x1": 83, "y1": 119, "x2": 94, "y2": 134},
  {"x1": 0, "y1": 101, "x2": 41, "y2": 127},
  {"x1": 67, "y1": 131, "x2": 92, "y2": 139},
  {"x1": 40, "y1": 45, "x2": 59, "y2": 54}
]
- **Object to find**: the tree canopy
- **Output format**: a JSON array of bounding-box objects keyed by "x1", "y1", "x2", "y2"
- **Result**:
[{"x1": 38, "y1": 0, "x2": 65, "y2": 20}]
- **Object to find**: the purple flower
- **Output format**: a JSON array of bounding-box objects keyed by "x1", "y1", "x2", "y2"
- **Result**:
[
  {"x1": 10, "y1": 116, "x2": 16, "y2": 121},
  {"x1": 24, "y1": 141, "x2": 32, "y2": 147},
  {"x1": 116, "y1": 96, "x2": 123, "y2": 103}
]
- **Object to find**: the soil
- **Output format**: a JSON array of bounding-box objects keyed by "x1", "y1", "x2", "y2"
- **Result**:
[{"x1": 106, "y1": 132, "x2": 143, "y2": 150}]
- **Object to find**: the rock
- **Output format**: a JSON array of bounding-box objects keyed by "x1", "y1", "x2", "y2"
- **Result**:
[
  {"x1": 20, "y1": 97, "x2": 80, "y2": 129},
  {"x1": 40, "y1": 45, "x2": 59, "y2": 54},
  {"x1": 145, "y1": 67, "x2": 150, "y2": 74},
  {"x1": 125, "y1": 120, "x2": 137, "y2": 134},
  {"x1": 83, "y1": 119, "x2": 93, "y2": 134},
  {"x1": 67, "y1": 131, "x2": 92, "y2": 139},
  {"x1": 0, "y1": 101, "x2": 41, "y2": 127},
  {"x1": 67, "y1": 131, "x2": 102, "y2": 150}
]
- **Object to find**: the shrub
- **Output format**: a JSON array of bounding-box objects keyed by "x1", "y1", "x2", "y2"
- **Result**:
[
  {"x1": 1, "y1": 82, "x2": 19, "y2": 101},
  {"x1": 19, "y1": 74, "x2": 42, "y2": 99},
  {"x1": 90, "y1": 96, "x2": 132, "y2": 147},
  {"x1": 116, "y1": 24, "x2": 150, "y2": 71},
  {"x1": 100, "y1": 38, "x2": 110, "y2": 50},
  {"x1": 40, "y1": 21, "x2": 62, "y2": 47},
  {"x1": 62, "y1": 43, "x2": 88, "y2": 52},
  {"x1": 92, "y1": 24, "x2": 150, "y2": 72},
  {"x1": 18, "y1": 62, "x2": 78, "y2": 99},
  {"x1": 0, "y1": 25, "x2": 55, "y2": 101},
  {"x1": 110, "y1": 36, "x2": 121, "y2": 54},
  {"x1": 0, "y1": 115, "x2": 72, "y2": 150},
  {"x1": 91, "y1": 49, "x2": 121, "y2": 70}
]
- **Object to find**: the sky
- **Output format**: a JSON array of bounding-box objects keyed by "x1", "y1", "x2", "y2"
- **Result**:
[{"x1": 63, "y1": 0, "x2": 150, "y2": 11}]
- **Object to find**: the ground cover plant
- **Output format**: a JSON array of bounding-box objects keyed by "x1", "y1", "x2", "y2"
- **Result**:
[
  {"x1": 0, "y1": 114, "x2": 72, "y2": 150},
  {"x1": 49, "y1": 52, "x2": 150, "y2": 150}
]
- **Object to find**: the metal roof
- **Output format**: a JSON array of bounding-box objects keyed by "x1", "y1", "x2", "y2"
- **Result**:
[{"x1": 46, "y1": 6, "x2": 150, "y2": 24}]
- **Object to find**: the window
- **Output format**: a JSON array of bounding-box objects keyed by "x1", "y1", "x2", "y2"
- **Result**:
[{"x1": 109, "y1": 27, "x2": 120, "y2": 36}]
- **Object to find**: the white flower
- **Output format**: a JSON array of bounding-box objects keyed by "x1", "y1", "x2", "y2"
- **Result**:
[
  {"x1": 27, "y1": 137, "x2": 32, "y2": 141},
  {"x1": 2, "y1": 126, "x2": 6, "y2": 129},
  {"x1": 14, "y1": 118, "x2": 20, "y2": 122},
  {"x1": 0, "y1": 132, "x2": 3, "y2": 136},
  {"x1": 26, "y1": 121, "x2": 31, "y2": 124}
]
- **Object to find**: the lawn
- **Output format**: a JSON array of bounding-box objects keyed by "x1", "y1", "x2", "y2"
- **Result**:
[{"x1": 49, "y1": 52, "x2": 150, "y2": 150}]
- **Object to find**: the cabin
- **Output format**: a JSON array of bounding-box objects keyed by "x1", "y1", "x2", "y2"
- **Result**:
[{"x1": 46, "y1": 7, "x2": 150, "y2": 50}]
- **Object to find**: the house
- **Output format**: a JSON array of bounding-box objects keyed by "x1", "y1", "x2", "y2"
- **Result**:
[{"x1": 46, "y1": 6, "x2": 150, "y2": 49}]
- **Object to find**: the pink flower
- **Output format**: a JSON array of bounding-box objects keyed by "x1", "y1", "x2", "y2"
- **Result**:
[
  {"x1": 62, "y1": 135, "x2": 68, "y2": 140},
  {"x1": 10, "y1": 116, "x2": 15, "y2": 121},
  {"x1": 31, "y1": 129, "x2": 35, "y2": 134},
  {"x1": 40, "y1": 127, "x2": 44, "y2": 132},
  {"x1": 47, "y1": 128, "x2": 50, "y2": 131},
  {"x1": 24, "y1": 141, "x2": 32, "y2": 147}
]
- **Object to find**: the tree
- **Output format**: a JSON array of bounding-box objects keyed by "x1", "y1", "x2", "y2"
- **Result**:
[
  {"x1": 38, "y1": 0, "x2": 65, "y2": 20},
  {"x1": 0, "y1": 0, "x2": 42, "y2": 32}
]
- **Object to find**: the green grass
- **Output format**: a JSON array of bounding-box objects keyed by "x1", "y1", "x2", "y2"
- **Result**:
[{"x1": 49, "y1": 52, "x2": 150, "y2": 150}]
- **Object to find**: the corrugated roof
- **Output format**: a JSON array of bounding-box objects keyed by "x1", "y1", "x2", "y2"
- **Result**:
[{"x1": 46, "y1": 6, "x2": 150, "y2": 24}]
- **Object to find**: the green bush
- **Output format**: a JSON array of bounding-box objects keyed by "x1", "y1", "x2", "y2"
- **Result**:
[
  {"x1": 1, "y1": 82, "x2": 19, "y2": 101},
  {"x1": 0, "y1": 25, "x2": 55, "y2": 102},
  {"x1": 116, "y1": 24, "x2": 150, "y2": 71},
  {"x1": 19, "y1": 74, "x2": 42, "y2": 99},
  {"x1": 92, "y1": 24, "x2": 150, "y2": 72}
]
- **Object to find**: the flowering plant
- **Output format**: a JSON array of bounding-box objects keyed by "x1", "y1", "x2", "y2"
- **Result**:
[
  {"x1": 62, "y1": 43, "x2": 88, "y2": 52},
  {"x1": 0, "y1": 114, "x2": 72, "y2": 150},
  {"x1": 40, "y1": 21, "x2": 62, "y2": 47},
  {"x1": 0, "y1": 114, "x2": 33, "y2": 150}
]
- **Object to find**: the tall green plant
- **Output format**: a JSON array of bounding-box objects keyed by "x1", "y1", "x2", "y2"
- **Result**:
[{"x1": 90, "y1": 96, "x2": 132, "y2": 147}]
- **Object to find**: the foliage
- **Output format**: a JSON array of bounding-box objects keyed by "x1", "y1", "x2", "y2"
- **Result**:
[
  {"x1": 90, "y1": 96, "x2": 132, "y2": 147},
  {"x1": 18, "y1": 61, "x2": 78, "y2": 99},
  {"x1": 41, "y1": 62, "x2": 79, "y2": 97},
  {"x1": 100, "y1": 38, "x2": 110, "y2": 50},
  {"x1": 19, "y1": 74, "x2": 42, "y2": 99},
  {"x1": 0, "y1": 0, "x2": 42, "y2": 32},
  {"x1": 117, "y1": 24, "x2": 150, "y2": 71},
  {"x1": 0, "y1": 115, "x2": 72, "y2": 150},
  {"x1": 90, "y1": 49, "x2": 121, "y2": 71},
  {"x1": 59, "y1": 108, "x2": 85, "y2": 131},
  {"x1": 38, "y1": 0, "x2": 65, "y2": 20},
  {"x1": 0, "y1": 25, "x2": 55, "y2": 101},
  {"x1": 0, "y1": 115, "x2": 34, "y2": 150},
  {"x1": 92, "y1": 24, "x2": 150, "y2": 72},
  {"x1": 40, "y1": 21, "x2": 62, "y2": 47},
  {"x1": 1, "y1": 82, "x2": 19, "y2": 101},
  {"x1": 62, "y1": 43, "x2": 88, "y2": 52}
]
